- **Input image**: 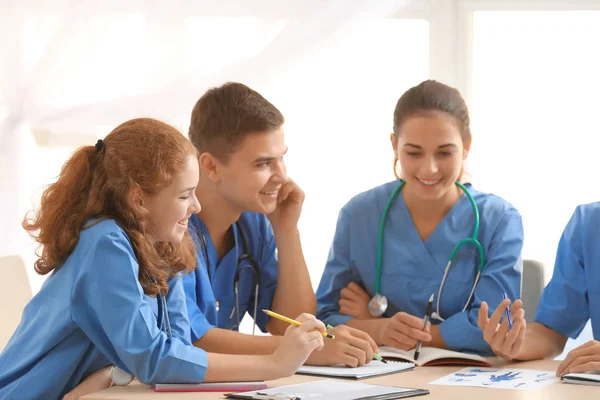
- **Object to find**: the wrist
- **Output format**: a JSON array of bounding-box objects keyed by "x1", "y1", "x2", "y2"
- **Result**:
[
  {"x1": 272, "y1": 224, "x2": 299, "y2": 237},
  {"x1": 372, "y1": 319, "x2": 387, "y2": 345},
  {"x1": 348, "y1": 318, "x2": 386, "y2": 345},
  {"x1": 264, "y1": 353, "x2": 286, "y2": 380}
]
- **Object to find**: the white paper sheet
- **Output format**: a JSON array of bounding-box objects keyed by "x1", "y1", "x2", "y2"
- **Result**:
[
  {"x1": 228, "y1": 380, "x2": 423, "y2": 400},
  {"x1": 429, "y1": 367, "x2": 559, "y2": 390},
  {"x1": 297, "y1": 360, "x2": 414, "y2": 379}
]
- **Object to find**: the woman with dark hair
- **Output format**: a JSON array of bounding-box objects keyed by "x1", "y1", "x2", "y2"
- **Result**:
[
  {"x1": 0, "y1": 118, "x2": 324, "y2": 400},
  {"x1": 316, "y1": 80, "x2": 524, "y2": 355}
]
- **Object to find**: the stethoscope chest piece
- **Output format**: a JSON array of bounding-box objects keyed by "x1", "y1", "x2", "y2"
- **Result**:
[{"x1": 368, "y1": 293, "x2": 388, "y2": 317}]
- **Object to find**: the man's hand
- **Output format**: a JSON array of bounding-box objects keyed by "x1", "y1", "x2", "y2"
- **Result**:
[
  {"x1": 306, "y1": 325, "x2": 378, "y2": 367},
  {"x1": 267, "y1": 179, "x2": 304, "y2": 232}
]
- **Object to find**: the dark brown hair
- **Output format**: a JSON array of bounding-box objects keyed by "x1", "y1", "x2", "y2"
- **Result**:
[
  {"x1": 393, "y1": 79, "x2": 470, "y2": 143},
  {"x1": 392, "y1": 80, "x2": 471, "y2": 179},
  {"x1": 188, "y1": 82, "x2": 284, "y2": 162},
  {"x1": 23, "y1": 118, "x2": 198, "y2": 296}
]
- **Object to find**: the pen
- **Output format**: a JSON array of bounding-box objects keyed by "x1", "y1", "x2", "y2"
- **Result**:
[
  {"x1": 326, "y1": 324, "x2": 387, "y2": 364},
  {"x1": 262, "y1": 309, "x2": 335, "y2": 339},
  {"x1": 502, "y1": 292, "x2": 514, "y2": 329},
  {"x1": 414, "y1": 293, "x2": 434, "y2": 361}
]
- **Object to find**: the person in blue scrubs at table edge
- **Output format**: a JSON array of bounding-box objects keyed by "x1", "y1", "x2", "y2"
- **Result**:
[
  {"x1": 0, "y1": 119, "x2": 325, "y2": 400},
  {"x1": 182, "y1": 82, "x2": 377, "y2": 367},
  {"x1": 316, "y1": 80, "x2": 524, "y2": 355},
  {"x1": 479, "y1": 203, "x2": 600, "y2": 375}
]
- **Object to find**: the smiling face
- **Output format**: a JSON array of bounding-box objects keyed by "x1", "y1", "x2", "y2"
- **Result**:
[
  {"x1": 142, "y1": 155, "x2": 201, "y2": 242},
  {"x1": 392, "y1": 110, "x2": 470, "y2": 202},
  {"x1": 210, "y1": 127, "x2": 289, "y2": 215}
]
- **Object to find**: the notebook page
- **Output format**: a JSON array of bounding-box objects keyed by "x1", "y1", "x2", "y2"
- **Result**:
[
  {"x1": 297, "y1": 360, "x2": 414, "y2": 378},
  {"x1": 413, "y1": 347, "x2": 488, "y2": 366},
  {"x1": 378, "y1": 346, "x2": 488, "y2": 366}
]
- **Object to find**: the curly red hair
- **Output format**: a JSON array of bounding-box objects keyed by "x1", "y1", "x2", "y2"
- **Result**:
[{"x1": 23, "y1": 118, "x2": 198, "y2": 296}]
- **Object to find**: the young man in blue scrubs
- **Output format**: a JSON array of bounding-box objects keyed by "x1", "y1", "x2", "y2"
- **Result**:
[
  {"x1": 184, "y1": 82, "x2": 378, "y2": 366},
  {"x1": 479, "y1": 203, "x2": 600, "y2": 375},
  {"x1": 316, "y1": 80, "x2": 524, "y2": 355}
]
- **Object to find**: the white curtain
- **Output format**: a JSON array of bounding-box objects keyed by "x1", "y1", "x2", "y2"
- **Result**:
[{"x1": 0, "y1": 1, "x2": 414, "y2": 289}]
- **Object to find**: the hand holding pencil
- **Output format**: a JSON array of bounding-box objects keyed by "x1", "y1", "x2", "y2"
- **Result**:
[
  {"x1": 264, "y1": 309, "x2": 335, "y2": 339},
  {"x1": 264, "y1": 309, "x2": 386, "y2": 365},
  {"x1": 268, "y1": 312, "x2": 326, "y2": 376}
]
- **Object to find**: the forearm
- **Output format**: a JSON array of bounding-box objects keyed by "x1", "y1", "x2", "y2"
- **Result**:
[
  {"x1": 515, "y1": 322, "x2": 568, "y2": 361},
  {"x1": 346, "y1": 318, "x2": 383, "y2": 344},
  {"x1": 269, "y1": 228, "x2": 316, "y2": 334},
  {"x1": 425, "y1": 325, "x2": 449, "y2": 349},
  {"x1": 194, "y1": 328, "x2": 281, "y2": 355},
  {"x1": 63, "y1": 366, "x2": 113, "y2": 400},
  {"x1": 204, "y1": 353, "x2": 280, "y2": 382}
]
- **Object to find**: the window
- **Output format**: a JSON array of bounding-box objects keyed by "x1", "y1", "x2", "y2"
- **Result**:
[
  {"x1": 470, "y1": 9, "x2": 600, "y2": 354},
  {"x1": 471, "y1": 10, "x2": 600, "y2": 274}
]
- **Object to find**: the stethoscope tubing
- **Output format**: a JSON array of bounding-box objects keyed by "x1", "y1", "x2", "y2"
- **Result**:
[
  {"x1": 198, "y1": 220, "x2": 261, "y2": 334},
  {"x1": 373, "y1": 180, "x2": 484, "y2": 319}
]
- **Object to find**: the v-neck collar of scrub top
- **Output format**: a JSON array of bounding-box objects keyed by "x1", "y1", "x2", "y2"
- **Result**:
[{"x1": 397, "y1": 183, "x2": 474, "y2": 274}]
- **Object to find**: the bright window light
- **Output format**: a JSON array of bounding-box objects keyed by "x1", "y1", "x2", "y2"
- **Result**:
[{"x1": 471, "y1": 10, "x2": 600, "y2": 355}]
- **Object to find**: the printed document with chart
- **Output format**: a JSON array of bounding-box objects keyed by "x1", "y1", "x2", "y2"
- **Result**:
[{"x1": 430, "y1": 367, "x2": 559, "y2": 390}]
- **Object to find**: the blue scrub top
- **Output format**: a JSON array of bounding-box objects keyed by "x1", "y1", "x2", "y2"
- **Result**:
[
  {"x1": 0, "y1": 220, "x2": 208, "y2": 400},
  {"x1": 535, "y1": 203, "x2": 600, "y2": 340},
  {"x1": 316, "y1": 181, "x2": 523, "y2": 355},
  {"x1": 183, "y1": 212, "x2": 278, "y2": 342}
]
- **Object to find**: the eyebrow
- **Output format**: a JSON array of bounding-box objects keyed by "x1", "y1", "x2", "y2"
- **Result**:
[
  {"x1": 252, "y1": 147, "x2": 289, "y2": 163},
  {"x1": 403, "y1": 143, "x2": 458, "y2": 149},
  {"x1": 179, "y1": 186, "x2": 196, "y2": 193}
]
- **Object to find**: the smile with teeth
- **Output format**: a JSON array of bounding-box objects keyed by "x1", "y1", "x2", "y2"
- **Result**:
[
  {"x1": 177, "y1": 217, "x2": 189, "y2": 226},
  {"x1": 260, "y1": 190, "x2": 278, "y2": 195},
  {"x1": 417, "y1": 178, "x2": 441, "y2": 186}
]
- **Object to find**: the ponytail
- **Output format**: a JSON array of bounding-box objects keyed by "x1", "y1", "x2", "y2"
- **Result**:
[
  {"x1": 23, "y1": 145, "x2": 106, "y2": 275},
  {"x1": 23, "y1": 118, "x2": 197, "y2": 296}
]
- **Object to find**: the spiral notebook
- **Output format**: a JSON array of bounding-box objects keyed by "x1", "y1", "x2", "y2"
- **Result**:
[{"x1": 296, "y1": 360, "x2": 414, "y2": 379}]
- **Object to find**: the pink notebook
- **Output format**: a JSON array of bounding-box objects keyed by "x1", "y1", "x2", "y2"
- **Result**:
[{"x1": 152, "y1": 381, "x2": 268, "y2": 393}]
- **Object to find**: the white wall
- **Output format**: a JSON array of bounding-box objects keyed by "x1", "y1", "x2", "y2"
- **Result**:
[{"x1": 2, "y1": 2, "x2": 599, "y2": 346}]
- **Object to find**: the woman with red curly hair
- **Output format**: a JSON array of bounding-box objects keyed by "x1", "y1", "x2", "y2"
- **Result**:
[{"x1": 0, "y1": 118, "x2": 324, "y2": 400}]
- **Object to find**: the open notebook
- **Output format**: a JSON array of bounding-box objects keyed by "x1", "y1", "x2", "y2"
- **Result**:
[
  {"x1": 561, "y1": 371, "x2": 600, "y2": 386},
  {"x1": 378, "y1": 346, "x2": 491, "y2": 367},
  {"x1": 296, "y1": 360, "x2": 414, "y2": 379}
]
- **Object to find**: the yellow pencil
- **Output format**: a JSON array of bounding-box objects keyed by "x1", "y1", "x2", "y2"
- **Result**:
[{"x1": 262, "y1": 309, "x2": 335, "y2": 339}]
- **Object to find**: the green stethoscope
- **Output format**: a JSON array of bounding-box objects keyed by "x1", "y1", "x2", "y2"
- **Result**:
[{"x1": 367, "y1": 180, "x2": 485, "y2": 321}]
